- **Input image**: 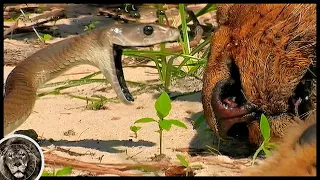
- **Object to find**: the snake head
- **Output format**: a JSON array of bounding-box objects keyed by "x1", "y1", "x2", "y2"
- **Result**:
[
  {"x1": 97, "y1": 22, "x2": 180, "y2": 104},
  {"x1": 108, "y1": 22, "x2": 180, "y2": 47}
]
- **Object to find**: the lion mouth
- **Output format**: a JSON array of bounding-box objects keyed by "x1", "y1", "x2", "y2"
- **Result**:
[
  {"x1": 211, "y1": 60, "x2": 261, "y2": 142},
  {"x1": 211, "y1": 79, "x2": 260, "y2": 138},
  {"x1": 13, "y1": 172, "x2": 24, "y2": 178},
  {"x1": 210, "y1": 59, "x2": 315, "y2": 147}
]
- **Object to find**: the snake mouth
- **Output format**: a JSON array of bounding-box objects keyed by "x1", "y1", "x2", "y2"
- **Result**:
[{"x1": 113, "y1": 45, "x2": 134, "y2": 102}]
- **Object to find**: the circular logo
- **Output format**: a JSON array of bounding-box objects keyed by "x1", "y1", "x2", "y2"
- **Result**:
[{"x1": 0, "y1": 134, "x2": 44, "y2": 180}]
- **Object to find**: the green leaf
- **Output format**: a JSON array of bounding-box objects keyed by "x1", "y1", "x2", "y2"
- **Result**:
[
  {"x1": 134, "y1": 118, "x2": 155, "y2": 124},
  {"x1": 56, "y1": 167, "x2": 72, "y2": 176},
  {"x1": 42, "y1": 171, "x2": 53, "y2": 176},
  {"x1": 43, "y1": 34, "x2": 52, "y2": 41},
  {"x1": 88, "y1": 23, "x2": 96, "y2": 29},
  {"x1": 260, "y1": 114, "x2": 270, "y2": 141},
  {"x1": 193, "y1": 114, "x2": 205, "y2": 129},
  {"x1": 167, "y1": 119, "x2": 187, "y2": 129},
  {"x1": 159, "y1": 120, "x2": 172, "y2": 131},
  {"x1": 155, "y1": 92, "x2": 171, "y2": 118},
  {"x1": 176, "y1": 154, "x2": 189, "y2": 168},
  {"x1": 266, "y1": 142, "x2": 278, "y2": 150},
  {"x1": 130, "y1": 126, "x2": 141, "y2": 133},
  {"x1": 262, "y1": 146, "x2": 272, "y2": 156}
]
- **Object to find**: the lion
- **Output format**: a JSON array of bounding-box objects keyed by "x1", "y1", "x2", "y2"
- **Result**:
[
  {"x1": 202, "y1": 4, "x2": 316, "y2": 176},
  {"x1": 0, "y1": 138, "x2": 42, "y2": 180}
]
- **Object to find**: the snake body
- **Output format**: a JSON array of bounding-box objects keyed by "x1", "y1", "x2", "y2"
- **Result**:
[{"x1": 4, "y1": 21, "x2": 180, "y2": 136}]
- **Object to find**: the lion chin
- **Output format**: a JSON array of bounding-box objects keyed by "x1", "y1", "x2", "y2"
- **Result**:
[
  {"x1": 8, "y1": 165, "x2": 27, "y2": 178},
  {"x1": 13, "y1": 172, "x2": 24, "y2": 178}
]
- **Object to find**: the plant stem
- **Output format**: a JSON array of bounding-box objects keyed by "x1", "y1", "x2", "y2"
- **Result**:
[
  {"x1": 157, "y1": 3, "x2": 169, "y2": 92},
  {"x1": 158, "y1": 117, "x2": 164, "y2": 155},
  {"x1": 252, "y1": 142, "x2": 264, "y2": 166},
  {"x1": 159, "y1": 128, "x2": 163, "y2": 155}
]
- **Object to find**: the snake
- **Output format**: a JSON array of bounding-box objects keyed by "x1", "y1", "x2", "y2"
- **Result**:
[{"x1": 3, "y1": 20, "x2": 180, "y2": 136}]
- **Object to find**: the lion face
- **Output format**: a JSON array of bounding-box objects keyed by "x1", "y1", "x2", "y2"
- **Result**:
[
  {"x1": 202, "y1": 4, "x2": 316, "y2": 155},
  {"x1": 4, "y1": 145, "x2": 29, "y2": 178}
]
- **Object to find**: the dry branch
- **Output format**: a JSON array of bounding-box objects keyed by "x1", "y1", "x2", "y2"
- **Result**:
[
  {"x1": 4, "y1": 8, "x2": 65, "y2": 38},
  {"x1": 3, "y1": 19, "x2": 20, "y2": 37},
  {"x1": 30, "y1": 8, "x2": 65, "y2": 22},
  {"x1": 4, "y1": 11, "x2": 18, "y2": 19},
  {"x1": 43, "y1": 151, "x2": 217, "y2": 176},
  {"x1": 4, "y1": 4, "x2": 70, "y2": 12},
  {"x1": 44, "y1": 153, "x2": 143, "y2": 176}
]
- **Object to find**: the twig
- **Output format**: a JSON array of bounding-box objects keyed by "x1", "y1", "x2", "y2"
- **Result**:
[
  {"x1": 4, "y1": 8, "x2": 65, "y2": 39},
  {"x1": 125, "y1": 150, "x2": 144, "y2": 160},
  {"x1": 44, "y1": 153, "x2": 143, "y2": 176},
  {"x1": 4, "y1": 4, "x2": 69, "y2": 12},
  {"x1": 30, "y1": 8, "x2": 65, "y2": 22},
  {"x1": 19, "y1": 9, "x2": 44, "y2": 42},
  {"x1": 44, "y1": 152, "x2": 177, "y2": 172},
  {"x1": 3, "y1": 18, "x2": 20, "y2": 37},
  {"x1": 173, "y1": 147, "x2": 206, "y2": 153},
  {"x1": 77, "y1": 128, "x2": 89, "y2": 140},
  {"x1": 4, "y1": 11, "x2": 18, "y2": 19},
  {"x1": 55, "y1": 147, "x2": 92, "y2": 157}
]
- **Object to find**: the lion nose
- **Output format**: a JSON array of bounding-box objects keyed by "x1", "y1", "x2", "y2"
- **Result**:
[{"x1": 13, "y1": 161, "x2": 22, "y2": 167}]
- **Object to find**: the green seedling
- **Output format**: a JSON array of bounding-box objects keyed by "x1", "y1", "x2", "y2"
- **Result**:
[
  {"x1": 42, "y1": 166, "x2": 72, "y2": 176},
  {"x1": 84, "y1": 21, "x2": 99, "y2": 31},
  {"x1": 42, "y1": 34, "x2": 53, "y2": 41},
  {"x1": 130, "y1": 125, "x2": 142, "y2": 138},
  {"x1": 176, "y1": 154, "x2": 203, "y2": 176},
  {"x1": 133, "y1": 92, "x2": 187, "y2": 156},
  {"x1": 252, "y1": 114, "x2": 278, "y2": 165}
]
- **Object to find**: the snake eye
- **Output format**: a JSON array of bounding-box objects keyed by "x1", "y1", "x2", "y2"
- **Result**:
[{"x1": 143, "y1": 26, "x2": 154, "y2": 36}]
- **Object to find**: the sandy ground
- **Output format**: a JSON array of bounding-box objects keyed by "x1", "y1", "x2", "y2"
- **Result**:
[
  {"x1": 3, "y1": 62, "x2": 255, "y2": 176},
  {"x1": 3, "y1": 4, "x2": 256, "y2": 176}
]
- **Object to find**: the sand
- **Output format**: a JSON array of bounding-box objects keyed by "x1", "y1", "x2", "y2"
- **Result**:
[{"x1": 3, "y1": 4, "x2": 255, "y2": 176}]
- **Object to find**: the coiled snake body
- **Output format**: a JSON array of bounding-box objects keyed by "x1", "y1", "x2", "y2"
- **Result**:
[{"x1": 4, "y1": 21, "x2": 180, "y2": 136}]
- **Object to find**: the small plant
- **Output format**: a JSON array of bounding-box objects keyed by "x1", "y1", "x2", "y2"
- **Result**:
[
  {"x1": 84, "y1": 21, "x2": 99, "y2": 31},
  {"x1": 130, "y1": 125, "x2": 142, "y2": 138},
  {"x1": 42, "y1": 33, "x2": 53, "y2": 42},
  {"x1": 42, "y1": 166, "x2": 72, "y2": 176},
  {"x1": 133, "y1": 92, "x2": 187, "y2": 156},
  {"x1": 176, "y1": 154, "x2": 203, "y2": 176},
  {"x1": 252, "y1": 114, "x2": 277, "y2": 165}
]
